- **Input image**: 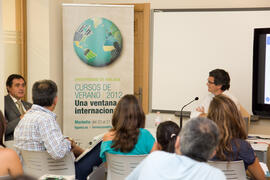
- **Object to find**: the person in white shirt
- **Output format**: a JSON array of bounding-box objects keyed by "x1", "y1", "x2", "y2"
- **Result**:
[
  {"x1": 190, "y1": 69, "x2": 240, "y2": 118},
  {"x1": 126, "y1": 117, "x2": 226, "y2": 180}
]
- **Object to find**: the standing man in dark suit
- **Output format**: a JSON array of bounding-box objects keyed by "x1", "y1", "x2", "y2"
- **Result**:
[{"x1": 5, "y1": 74, "x2": 32, "y2": 141}]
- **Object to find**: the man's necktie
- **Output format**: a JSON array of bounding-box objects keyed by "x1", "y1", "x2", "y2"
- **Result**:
[{"x1": 16, "y1": 101, "x2": 25, "y2": 115}]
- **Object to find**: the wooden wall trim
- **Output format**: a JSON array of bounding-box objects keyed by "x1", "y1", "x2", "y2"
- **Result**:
[
  {"x1": 142, "y1": 3, "x2": 150, "y2": 113},
  {"x1": 15, "y1": 0, "x2": 27, "y2": 100}
]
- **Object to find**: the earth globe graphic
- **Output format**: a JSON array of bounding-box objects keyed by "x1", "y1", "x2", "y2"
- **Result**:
[{"x1": 73, "y1": 17, "x2": 122, "y2": 67}]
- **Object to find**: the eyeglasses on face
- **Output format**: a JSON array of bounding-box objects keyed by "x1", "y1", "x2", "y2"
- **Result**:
[{"x1": 207, "y1": 80, "x2": 215, "y2": 84}]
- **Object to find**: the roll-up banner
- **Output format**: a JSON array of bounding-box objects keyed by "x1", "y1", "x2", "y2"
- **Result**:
[{"x1": 63, "y1": 4, "x2": 134, "y2": 148}]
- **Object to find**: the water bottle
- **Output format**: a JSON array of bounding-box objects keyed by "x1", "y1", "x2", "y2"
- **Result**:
[{"x1": 155, "y1": 111, "x2": 161, "y2": 127}]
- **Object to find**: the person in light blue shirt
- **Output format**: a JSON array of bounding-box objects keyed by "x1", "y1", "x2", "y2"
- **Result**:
[
  {"x1": 126, "y1": 117, "x2": 226, "y2": 180},
  {"x1": 100, "y1": 95, "x2": 155, "y2": 162}
]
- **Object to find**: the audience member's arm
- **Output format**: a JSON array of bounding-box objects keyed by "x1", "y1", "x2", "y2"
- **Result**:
[
  {"x1": 100, "y1": 131, "x2": 115, "y2": 167},
  {"x1": 7, "y1": 149, "x2": 23, "y2": 177},
  {"x1": 40, "y1": 118, "x2": 71, "y2": 159},
  {"x1": 68, "y1": 138, "x2": 84, "y2": 158},
  {"x1": 247, "y1": 157, "x2": 266, "y2": 180}
]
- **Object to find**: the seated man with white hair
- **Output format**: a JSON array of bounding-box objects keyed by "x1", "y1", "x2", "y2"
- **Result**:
[{"x1": 126, "y1": 117, "x2": 226, "y2": 180}]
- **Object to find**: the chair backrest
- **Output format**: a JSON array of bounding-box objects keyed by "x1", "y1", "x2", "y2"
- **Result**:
[
  {"x1": 0, "y1": 175, "x2": 9, "y2": 179},
  {"x1": 105, "y1": 153, "x2": 147, "y2": 180},
  {"x1": 21, "y1": 150, "x2": 75, "y2": 178},
  {"x1": 267, "y1": 145, "x2": 270, "y2": 171},
  {"x1": 208, "y1": 160, "x2": 246, "y2": 180},
  {"x1": 87, "y1": 163, "x2": 106, "y2": 180}
]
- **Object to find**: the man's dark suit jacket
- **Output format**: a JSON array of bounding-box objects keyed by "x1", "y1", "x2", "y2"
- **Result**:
[{"x1": 4, "y1": 95, "x2": 32, "y2": 141}]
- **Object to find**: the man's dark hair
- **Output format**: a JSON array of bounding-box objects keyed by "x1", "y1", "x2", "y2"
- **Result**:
[
  {"x1": 32, "y1": 80, "x2": 57, "y2": 107},
  {"x1": 6, "y1": 74, "x2": 25, "y2": 92},
  {"x1": 180, "y1": 117, "x2": 219, "y2": 162},
  {"x1": 209, "y1": 69, "x2": 230, "y2": 91}
]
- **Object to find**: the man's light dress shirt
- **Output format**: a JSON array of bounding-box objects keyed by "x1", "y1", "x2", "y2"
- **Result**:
[
  {"x1": 9, "y1": 94, "x2": 26, "y2": 112},
  {"x1": 14, "y1": 104, "x2": 71, "y2": 159}
]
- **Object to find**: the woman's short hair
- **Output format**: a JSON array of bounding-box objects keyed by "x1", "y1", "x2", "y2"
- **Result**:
[
  {"x1": 156, "y1": 121, "x2": 180, "y2": 153},
  {"x1": 111, "y1": 94, "x2": 145, "y2": 152}
]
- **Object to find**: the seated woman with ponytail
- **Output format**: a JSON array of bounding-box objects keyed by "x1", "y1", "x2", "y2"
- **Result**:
[
  {"x1": 100, "y1": 95, "x2": 155, "y2": 162},
  {"x1": 155, "y1": 121, "x2": 180, "y2": 153}
]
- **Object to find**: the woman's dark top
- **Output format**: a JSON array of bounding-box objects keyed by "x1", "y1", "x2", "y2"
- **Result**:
[{"x1": 212, "y1": 138, "x2": 255, "y2": 169}]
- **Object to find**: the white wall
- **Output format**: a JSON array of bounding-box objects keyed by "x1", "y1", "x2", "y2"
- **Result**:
[
  {"x1": 27, "y1": 0, "x2": 50, "y2": 100},
  {"x1": 27, "y1": 0, "x2": 270, "y2": 132},
  {"x1": 27, "y1": 0, "x2": 70, "y2": 126},
  {"x1": 0, "y1": 0, "x2": 5, "y2": 111},
  {"x1": 2, "y1": 0, "x2": 22, "y2": 85},
  {"x1": 151, "y1": 10, "x2": 270, "y2": 113}
]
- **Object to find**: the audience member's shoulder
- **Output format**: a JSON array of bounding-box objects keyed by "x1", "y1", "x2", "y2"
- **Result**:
[
  {"x1": 148, "y1": 150, "x2": 170, "y2": 158},
  {"x1": 0, "y1": 147, "x2": 14, "y2": 154},
  {"x1": 234, "y1": 138, "x2": 252, "y2": 148},
  {"x1": 140, "y1": 128, "x2": 153, "y2": 135},
  {"x1": 0, "y1": 148, "x2": 19, "y2": 160},
  {"x1": 103, "y1": 131, "x2": 115, "y2": 141}
]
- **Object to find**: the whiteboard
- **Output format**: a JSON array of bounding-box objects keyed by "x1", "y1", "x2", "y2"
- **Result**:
[{"x1": 151, "y1": 9, "x2": 270, "y2": 113}]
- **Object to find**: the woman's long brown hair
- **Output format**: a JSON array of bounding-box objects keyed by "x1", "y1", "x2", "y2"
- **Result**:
[
  {"x1": 207, "y1": 95, "x2": 247, "y2": 160},
  {"x1": 111, "y1": 94, "x2": 145, "y2": 153}
]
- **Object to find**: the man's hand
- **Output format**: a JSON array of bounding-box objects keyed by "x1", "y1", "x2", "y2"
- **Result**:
[
  {"x1": 66, "y1": 137, "x2": 77, "y2": 150},
  {"x1": 196, "y1": 106, "x2": 205, "y2": 113},
  {"x1": 196, "y1": 106, "x2": 207, "y2": 117},
  {"x1": 20, "y1": 114, "x2": 24, "y2": 119},
  {"x1": 67, "y1": 137, "x2": 76, "y2": 148},
  {"x1": 66, "y1": 137, "x2": 84, "y2": 158}
]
